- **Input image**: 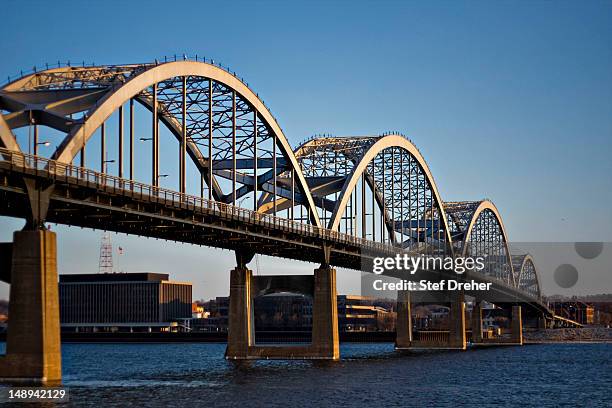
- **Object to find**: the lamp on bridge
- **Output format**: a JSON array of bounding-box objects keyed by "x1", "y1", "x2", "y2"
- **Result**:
[
  {"x1": 139, "y1": 138, "x2": 168, "y2": 186},
  {"x1": 238, "y1": 196, "x2": 249, "y2": 207},
  {"x1": 34, "y1": 140, "x2": 51, "y2": 155},
  {"x1": 103, "y1": 158, "x2": 115, "y2": 173}
]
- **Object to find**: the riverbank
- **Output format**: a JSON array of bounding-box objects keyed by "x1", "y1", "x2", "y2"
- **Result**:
[
  {"x1": 524, "y1": 328, "x2": 612, "y2": 343},
  {"x1": 1, "y1": 328, "x2": 609, "y2": 343}
]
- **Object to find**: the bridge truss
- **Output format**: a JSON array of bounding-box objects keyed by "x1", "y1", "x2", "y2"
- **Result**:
[{"x1": 0, "y1": 58, "x2": 541, "y2": 302}]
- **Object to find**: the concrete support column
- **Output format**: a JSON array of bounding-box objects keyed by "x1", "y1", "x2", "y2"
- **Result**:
[
  {"x1": 511, "y1": 305, "x2": 523, "y2": 345},
  {"x1": 311, "y1": 267, "x2": 339, "y2": 360},
  {"x1": 395, "y1": 290, "x2": 412, "y2": 349},
  {"x1": 226, "y1": 266, "x2": 338, "y2": 360},
  {"x1": 225, "y1": 267, "x2": 254, "y2": 359},
  {"x1": 0, "y1": 230, "x2": 61, "y2": 384},
  {"x1": 471, "y1": 301, "x2": 483, "y2": 344},
  {"x1": 537, "y1": 313, "x2": 547, "y2": 330},
  {"x1": 449, "y1": 292, "x2": 466, "y2": 350}
]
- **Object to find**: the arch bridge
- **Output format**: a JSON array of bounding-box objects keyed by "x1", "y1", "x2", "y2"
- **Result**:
[{"x1": 0, "y1": 59, "x2": 556, "y2": 382}]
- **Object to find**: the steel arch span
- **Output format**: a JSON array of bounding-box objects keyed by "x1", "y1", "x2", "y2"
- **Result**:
[
  {"x1": 293, "y1": 134, "x2": 453, "y2": 255},
  {"x1": 444, "y1": 200, "x2": 516, "y2": 287},
  {"x1": 0, "y1": 60, "x2": 322, "y2": 227},
  {"x1": 512, "y1": 254, "x2": 541, "y2": 298}
]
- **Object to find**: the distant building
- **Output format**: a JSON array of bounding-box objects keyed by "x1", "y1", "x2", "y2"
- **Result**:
[
  {"x1": 192, "y1": 303, "x2": 208, "y2": 319},
  {"x1": 337, "y1": 295, "x2": 395, "y2": 332},
  {"x1": 59, "y1": 273, "x2": 192, "y2": 332},
  {"x1": 0, "y1": 302, "x2": 7, "y2": 333},
  {"x1": 254, "y1": 293, "x2": 312, "y2": 330},
  {"x1": 192, "y1": 294, "x2": 395, "y2": 333},
  {"x1": 412, "y1": 305, "x2": 450, "y2": 330},
  {"x1": 192, "y1": 297, "x2": 229, "y2": 332}
]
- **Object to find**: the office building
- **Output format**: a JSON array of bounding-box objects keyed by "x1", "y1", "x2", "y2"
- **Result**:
[{"x1": 59, "y1": 272, "x2": 192, "y2": 332}]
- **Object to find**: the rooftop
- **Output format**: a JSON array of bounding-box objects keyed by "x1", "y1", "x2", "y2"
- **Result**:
[{"x1": 59, "y1": 273, "x2": 170, "y2": 283}]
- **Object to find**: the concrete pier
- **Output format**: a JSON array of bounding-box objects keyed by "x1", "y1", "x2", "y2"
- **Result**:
[
  {"x1": 310, "y1": 267, "x2": 340, "y2": 359},
  {"x1": 226, "y1": 266, "x2": 339, "y2": 360},
  {"x1": 511, "y1": 305, "x2": 523, "y2": 345},
  {"x1": 471, "y1": 301, "x2": 483, "y2": 343},
  {"x1": 0, "y1": 230, "x2": 62, "y2": 384},
  {"x1": 538, "y1": 313, "x2": 548, "y2": 329},
  {"x1": 472, "y1": 304, "x2": 523, "y2": 346},
  {"x1": 448, "y1": 293, "x2": 467, "y2": 349},
  {"x1": 395, "y1": 290, "x2": 412, "y2": 349},
  {"x1": 225, "y1": 267, "x2": 254, "y2": 359},
  {"x1": 395, "y1": 291, "x2": 466, "y2": 350}
]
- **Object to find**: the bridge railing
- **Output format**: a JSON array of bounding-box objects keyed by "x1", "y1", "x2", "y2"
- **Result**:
[{"x1": 0, "y1": 148, "x2": 395, "y2": 255}]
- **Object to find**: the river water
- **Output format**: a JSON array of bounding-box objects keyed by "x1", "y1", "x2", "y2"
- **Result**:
[{"x1": 1, "y1": 342, "x2": 610, "y2": 407}]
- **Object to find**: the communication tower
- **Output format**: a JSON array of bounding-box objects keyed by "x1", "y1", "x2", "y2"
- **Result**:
[{"x1": 98, "y1": 232, "x2": 113, "y2": 274}]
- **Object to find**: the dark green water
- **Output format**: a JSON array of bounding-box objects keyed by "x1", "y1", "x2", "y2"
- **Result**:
[{"x1": 1, "y1": 342, "x2": 610, "y2": 407}]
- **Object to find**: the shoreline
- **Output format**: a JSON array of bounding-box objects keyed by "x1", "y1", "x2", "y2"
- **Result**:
[{"x1": 1, "y1": 330, "x2": 610, "y2": 344}]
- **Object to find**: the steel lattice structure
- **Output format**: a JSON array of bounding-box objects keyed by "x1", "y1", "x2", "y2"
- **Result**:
[
  {"x1": 444, "y1": 200, "x2": 516, "y2": 287},
  {"x1": 294, "y1": 135, "x2": 451, "y2": 256},
  {"x1": 512, "y1": 254, "x2": 541, "y2": 298},
  {"x1": 0, "y1": 60, "x2": 322, "y2": 227},
  {"x1": 0, "y1": 59, "x2": 541, "y2": 300}
]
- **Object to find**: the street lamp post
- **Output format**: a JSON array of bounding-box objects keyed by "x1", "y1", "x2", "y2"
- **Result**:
[
  {"x1": 238, "y1": 196, "x2": 248, "y2": 208},
  {"x1": 34, "y1": 141, "x2": 51, "y2": 155},
  {"x1": 103, "y1": 159, "x2": 115, "y2": 174},
  {"x1": 140, "y1": 138, "x2": 171, "y2": 188},
  {"x1": 155, "y1": 174, "x2": 169, "y2": 193}
]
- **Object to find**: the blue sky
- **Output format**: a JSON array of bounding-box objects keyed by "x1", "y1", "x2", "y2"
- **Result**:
[{"x1": 1, "y1": 0, "x2": 611, "y2": 298}]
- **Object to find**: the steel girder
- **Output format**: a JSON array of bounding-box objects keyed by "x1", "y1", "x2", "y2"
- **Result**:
[
  {"x1": 0, "y1": 61, "x2": 322, "y2": 227},
  {"x1": 0, "y1": 114, "x2": 19, "y2": 152}
]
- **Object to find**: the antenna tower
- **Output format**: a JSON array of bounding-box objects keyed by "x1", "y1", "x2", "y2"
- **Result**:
[{"x1": 98, "y1": 232, "x2": 114, "y2": 273}]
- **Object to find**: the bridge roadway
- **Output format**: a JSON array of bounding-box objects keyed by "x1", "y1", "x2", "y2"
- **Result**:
[{"x1": 0, "y1": 147, "x2": 549, "y2": 315}]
